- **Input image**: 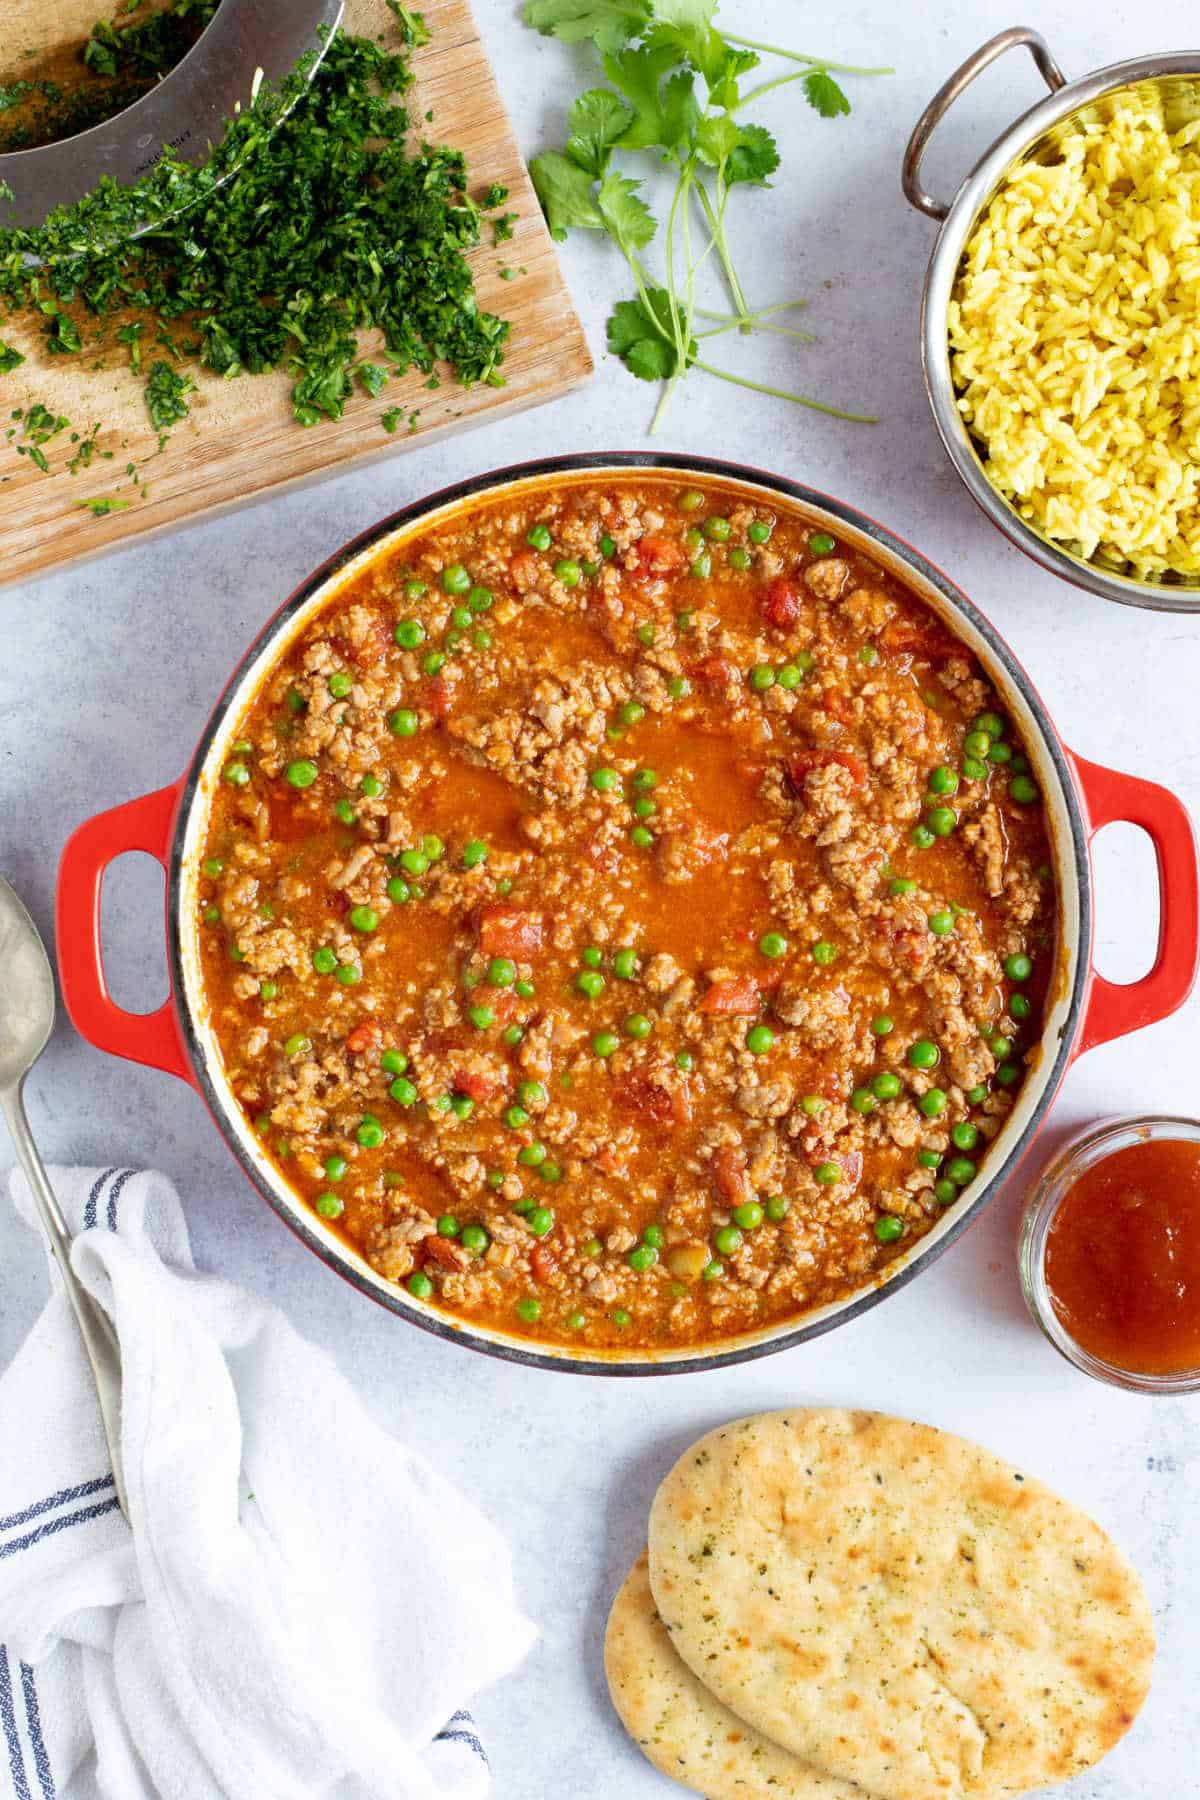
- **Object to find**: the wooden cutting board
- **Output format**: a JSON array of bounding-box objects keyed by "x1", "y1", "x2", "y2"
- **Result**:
[{"x1": 0, "y1": 0, "x2": 592, "y2": 588}]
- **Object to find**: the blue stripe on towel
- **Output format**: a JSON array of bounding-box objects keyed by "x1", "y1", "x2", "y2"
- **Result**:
[
  {"x1": 0, "y1": 1477, "x2": 114, "y2": 1536},
  {"x1": 434, "y1": 1711, "x2": 488, "y2": 1766},
  {"x1": 105, "y1": 1170, "x2": 136, "y2": 1232},
  {"x1": 0, "y1": 1498, "x2": 121, "y2": 1565},
  {"x1": 0, "y1": 1648, "x2": 31, "y2": 1800},
  {"x1": 17, "y1": 1668, "x2": 53, "y2": 1800},
  {"x1": 83, "y1": 1169, "x2": 118, "y2": 1232}
]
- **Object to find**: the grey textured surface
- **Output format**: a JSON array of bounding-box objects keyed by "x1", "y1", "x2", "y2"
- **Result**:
[{"x1": 2, "y1": 2, "x2": 1198, "y2": 1794}]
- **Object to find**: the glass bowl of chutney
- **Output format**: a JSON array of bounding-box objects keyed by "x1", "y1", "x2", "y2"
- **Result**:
[{"x1": 1019, "y1": 1116, "x2": 1200, "y2": 1393}]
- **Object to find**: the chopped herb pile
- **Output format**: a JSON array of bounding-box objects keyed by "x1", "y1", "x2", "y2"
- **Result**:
[
  {"x1": 524, "y1": 0, "x2": 886, "y2": 430},
  {"x1": 0, "y1": 2, "x2": 510, "y2": 467}
]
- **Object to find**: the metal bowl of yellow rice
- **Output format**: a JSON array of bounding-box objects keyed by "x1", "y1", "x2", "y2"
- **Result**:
[{"x1": 905, "y1": 27, "x2": 1200, "y2": 612}]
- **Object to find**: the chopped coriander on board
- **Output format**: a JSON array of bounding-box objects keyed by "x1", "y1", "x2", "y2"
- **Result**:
[
  {"x1": 0, "y1": 1, "x2": 510, "y2": 478},
  {"x1": 524, "y1": 0, "x2": 887, "y2": 430}
]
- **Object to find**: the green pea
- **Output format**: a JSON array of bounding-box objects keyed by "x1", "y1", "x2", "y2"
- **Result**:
[
  {"x1": 713, "y1": 1225, "x2": 743, "y2": 1256},
  {"x1": 554, "y1": 559, "x2": 581, "y2": 588},
  {"x1": 946, "y1": 1156, "x2": 976, "y2": 1186},
  {"x1": 223, "y1": 761, "x2": 251, "y2": 787},
  {"x1": 201, "y1": 857, "x2": 223, "y2": 877},
  {"x1": 613, "y1": 948, "x2": 639, "y2": 980},
  {"x1": 675, "y1": 1049, "x2": 694, "y2": 1071},
  {"x1": 733, "y1": 1202, "x2": 764, "y2": 1230},
  {"x1": 872, "y1": 1071, "x2": 902, "y2": 1100},
  {"x1": 441, "y1": 563, "x2": 471, "y2": 594},
  {"x1": 928, "y1": 765, "x2": 959, "y2": 796},
  {"x1": 361, "y1": 774, "x2": 383, "y2": 798},
  {"x1": 748, "y1": 519, "x2": 772, "y2": 543},
  {"x1": 592, "y1": 1031, "x2": 619, "y2": 1058},
  {"x1": 312, "y1": 946, "x2": 337, "y2": 974},
  {"x1": 749, "y1": 664, "x2": 776, "y2": 692},
  {"x1": 889, "y1": 878, "x2": 916, "y2": 896},
  {"x1": 988, "y1": 741, "x2": 1012, "y2": 765},
  {"x1": 335, "y1": 963, "x2": 361, "y2": 986},
  {"x1": 962, "y1": 756, "x2": 989, "y2": 781},
  {"x1": 590, "y1": 768, "x2": 619, "y2": 793},
  {"x1": 450, "y1": 605, "x2": 472, "y2": 631},
  {"x1": 874, "y1": 1215, "x2": 903, "y2": 1243},
  {"x1": 388, "y1": 709, "x2": 419, "y2": 738},
  {"x1": 407, "y1": 1272, "x2": 434, "y2": 1299},
  {"x1": 611, "y1": 1308, "x2": 632, "y2": 1328},
  {"x1": 437, "y1": 1215, "x2": 461, "y2": 1238},
  {"x1": 386, "y1": 877, "x2": 411, "y2": 905},
  {"x1": 814, "y1": 1162, "x2": 841, "y2": 1185},
  {"x1": 348, "y1": 906, "x2": 378, "y2": 934},
  {"x1": 380, "y1": 1048, "x2": 408, "y2": 1076},
  {"x1": 399, "y1": 847, "x2": 429, "y2": 876},
  {"x1": 630, "y1": 825, "x2": 654, "y2": 848},
  {"x1": 285, "y1": 759, "x2": 318, "y2": 789},
  {"x1": 333, "y1": 798, "x2": 356, "y2": 826},
  {"x1": 934, "y1": 1178, "x2": 958, "y2": 1204},
  {"x1": 963, "y1": 730, "x2": 991, "y2": 758},
  {"x1": 526, "y1": 522, "x2": 552, "y2": 550},
  {"x1": 516, "y1": 978, "x2": 535, "y2": 998},
  {"x1": 926, "y1": 807, "x2": 958, "y2": 837},
  {"x1": 566, "y1": 1310, "x2": 587, "y2": 1330},
  {"x1": 989, "y1": 1034, "x2": 1013, "y2": 1060},
  {"x1": 449, "y1": 1093, "x2": 475, "y2": 1121},
  {"x1": 323, "y1": 1154, "x2": 348, "y2": 1182},
  {"x1": 811, "y1": 940, "x2": 836, "y2": 966},
  {"x1": 259, "y1": 980, "x2": 277, "y2": 1000},
  {"x1": 461, "y1": 839, "x2": 488, "y2": 869},
  {"x1": 468, "y1": 1004, "x2": 495, "y2": 1030},
  {"x1": 809, "y1": 532, "x2": 836, "y2": 555},
  {"x1": 527, "y1": 1206, "x2": 555, "y2": 1237},
  {"x1": 284, "y1": 1033, "x2": 311, "y2": 1057},
  {"x1": 285, "y1": 687, "x2": 306, "y2": 715},
  {"x1": 871, "y1": 1014, "x2": 894, "y2": 1036},
  {"x1": 599, "y1": 534, "x2": 616, "y2": 558},
  {"x1": 1010, "y1": 775, "x2": 1039, "y2": 805},
  {"x1": 952, "y1": 1121, "x2": 979, "y2": 1151},
  {"x1": 678, "y1": 489, "x2": 705, "y2": 512},
  {"x1": 928, "y1": 910, "x2": 955, "y2": 936},
  {"x1": 620, "y1": 701, "x2": 646, "y2": 728},
  {"x1": 627, "y1": 1244, "x2": 657, "y2": 1271},
  {"x1": 667, "y1": 676, "x2": 690, "y2": 699},
  {"x1": 518, "y1": 1141, "x2": 547, "y2": 1168},
  {"x1": 632, "y1": 796, "x2": 657, "y2": 819},
  {"x1": 636, "y1": 623, "x2": 656, "y2": 648},
  {"x1": 995, "y1": 1061, "x2": 1022, "y2": 1088},
  {"x1": 390, "y1": 1074, "x2": 418, "y2": 1106},
  {"x1": 974, "y1": 711, "x2": 1005, "y2": 738},
  {"x1": 966, "y1": 1083, "x2": 989, "y2": 1104},
  {"x1": 759, "y1": 931, "x2": 788, "y2": 960},
  {"x1": 576, "y1": 969, "x2": 605, "y2": 999},
  {"x1": 473, "y1": 629, "x2": 492, "y2": 652},
  {"x1": 703, "y1": 516, "x2": 731, "y2": 541},
  {"x1": 624, "y1": 1012, "x2": 652, "y2": 1039},
  {"x1": 729, "y1": 546, "x2": 752, "y2": 571},
  {"x1": 690, "y1": 552, "x2": 712, "y2": 579},
  {"x1": 745, "y1": 1024, "x2": 774, "y2": 1055},
  {"x1": 504, "y1": 1106, "x2": 530, "y2": 1131},
  {"x1": 394, "y1": 618, "x2": 425, "y2": 649},
  {"x1": 423, "y1": 651, "x2": 446, "y2": 676},
  {"x1": 486, "y1": 957, "x2": 515, "y2": 988},
  {"x1": 776, "y1": 663, "x2": 803, "y2": 691},
  {"x1": 512, "y1": 1297, "x2": 540, "y2": 1325},
  {"x1": 468, "y1": 586, "x2": 493, "y2": 613},
  {"x1": 404, "y1": 578, "x2": 428, "y2": 599},
  {"x1": 918, "y1": 1148, "x2": 941, "y2": 1169},
  {"x1": 357, "y1": 1114, "x2": 384, "y2": 1147},
  {"x1": 801, "y1": 1096, "x2": 826, "y2": 1116},
  {"x1": 702, "y1": 1260, "x2": 725, "y2": 1282},
  {"x1": 765, "y1": 1194, "x2": 790, "y2": 1221},
  {"x1": 502, "y1": 1024, "x2": 524, "y2": 1046},
  {"x1": 1011, "y1": 993, "x2": 1031, "y2": 1021},
  {"x1": 911, "y1": 825, "x2": 936, "y2": 850},
  {"x1": 919, "y1": 1088, "x2": 947, "y2": 1118},
  {"x1": 460, "y1": 1224, "x2": 490, "y2": 1254},
  {"x1": 851, "y1": 1087, "x2": 875, "y2": 1114}
]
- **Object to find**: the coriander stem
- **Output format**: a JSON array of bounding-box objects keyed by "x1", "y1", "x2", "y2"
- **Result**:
[
  {"x1": 694, "y1": 359, "x2": 877, "y2": 423},
  {"x1": 695, "y1": 301, "x2": 809, "y2": 323},
  {"x1": 696, "y1": 319, "x2": 814, "y2": 342},
  {"x1": 722, "y1": 33, "x2": 893, "y2": 75},
  {"x1": 734, "y1": 69, "x2": 823, "y2": 112},
  {"x1": 692, "y1": 177, "x2": 752, "y2": 331}
]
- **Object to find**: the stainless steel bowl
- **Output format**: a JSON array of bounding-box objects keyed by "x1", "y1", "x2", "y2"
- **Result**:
[{"x1": 903, "y1": 28, "x2": 1200, "y2": 614}]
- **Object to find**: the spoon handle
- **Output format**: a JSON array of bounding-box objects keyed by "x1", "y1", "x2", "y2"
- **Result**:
[{"x1": 1, "y1": 1084, "x2": 128, "y2": 1517}]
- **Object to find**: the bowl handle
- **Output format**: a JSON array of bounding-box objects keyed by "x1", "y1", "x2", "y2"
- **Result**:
[
  {"x1": 902, "y1": 28, "x2": 1068, "y2": 221},
  {"x1": 57, "y1": 781, "x2": 195, "y2": 1086},
  {"x1": 1070, "y1": 752, "x2": 1200, "y2": 1056}
]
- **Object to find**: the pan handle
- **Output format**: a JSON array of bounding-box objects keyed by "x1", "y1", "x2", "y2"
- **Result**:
[
  {"x1": 902, "y1": 27, "x2": 1068, "y2": 221},
  {"x1": 1069, "y1": 753, "x2": 1200, "y2": 1057},
  {"x1": 57, "y1": 781, "x2": 195, "y2": 1086}
]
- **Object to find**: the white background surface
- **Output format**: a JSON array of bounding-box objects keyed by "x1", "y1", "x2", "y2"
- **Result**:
[{"x1": 2, "y1": 2, "x2": 1199, "y2": 1794}]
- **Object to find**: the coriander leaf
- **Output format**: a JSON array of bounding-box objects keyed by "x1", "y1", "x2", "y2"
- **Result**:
[
  {"x1": 804, "y1": 69, "x2": 851, "y2": 118},
  {"x1": 381, "y1": 406, "x2": 403, "y2": 433},
  {"x1": 144, "y1": 361, "x2": 194, "y2": 432},
  {"x1": 701, "y1": 42, "x2": 760, "y2": 109},
  {"x1": 523, "y1": 0, "x2": 649, "y2": 54},
  {"x1": 0, "y1": 340, "x2": 24, "y2": 374},
  {"x1": 726, "y1": 122, "x2": 780, "y2": 186},
  {"x1": 384, "y1": 1, "x2": 431, "y2": 45},
  {"x1": 565, "y1": 87, "x2": 634, "y2": 175},
  {"x1": 693, "y1": 114, "x2": 739, "y2": 169},
  {"x1": 658, "y1": 70, "x2": 699, "y2": 152},
  {"x1": 357, "y1": 362, "x2": 388, "y2": 397},
  {"x1": 606, "y1": 286, "x2": 695, "y2": 380},
  {"x1": 529, "y1": 150, "x2": 603, "y2": 240},
  {"x1": 596, "y1": 170, "x2": 656, "y2": 255},
  {"x1": 76, "y1": 496, "x2": 131, "y2": 515},
  {"x1": 601, "y1": 43, "x2": 679, "y2": 151},
  {"x1": 641, "y1": 0, "x2": 715, "y2": 65}
]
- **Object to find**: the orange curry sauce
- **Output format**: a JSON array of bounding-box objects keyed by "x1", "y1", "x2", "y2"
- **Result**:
[{"x1": 1045, "y1": 1137, "x2": 1200, "y2": 1376}]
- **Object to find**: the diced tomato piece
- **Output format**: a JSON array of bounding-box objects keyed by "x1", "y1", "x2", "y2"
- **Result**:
[
  {"x1": 785, "y1": 749, "x2": 868, "y2": 792},
  {"x1": 818, "y1": 689, "x2": 854, "y2": 724},
  {"x1": 594, "y1": 1145, "x2": 625, "y2": 1176},
  {"x1": 421, "y1": 1234, "x2": 465, "y2": 1270},
  {"x1": 760, "y1": 575, "x2": 804, "y2": 629},
  {"x1": 636, "y1": 533, "x2": 686, "y2": 574},
  {"x1": 612, "y1": 1074, "x2": 677, "y2": 1130},
  {"x1": 336, "y1": 620, "x2": 390, "y2": 671},
  {"x1": 477, "y1": 905, "x2": 544, "y2": 958},
  {"x1": 344, "y1": 1021, "x2": 381, "y2": 1055},
  {"x1": 530, "y1": 1242, "x2": 559, "y2": 1285},
  {"x1": 699, "y1": 975, "x2": 761, "y2": 1015},
  {"x1": 691, "y1": 654, "x2": 737, "y2": 690},
  {"x1": 879, "y1": 617, "x2": 963, "y2": 662},
  {"x1": 426, "y1": 673, "x2": 452, "y2": 721},
  {"x1": 837, "y1": 1149, "x2": 863, "y2": 1189},
  {"x1": 326, "y1": 889, "x2": 351, "y2": 916},
  {"x1": 454, "y1": 1066, "x2": 501, "y2": 1103},
  {"x1": 508, "y1": 549, "x2": 540, "y2": 592},
  {"x1": 712, "y1": 1145, "x2": 751, "y2": 1206}
]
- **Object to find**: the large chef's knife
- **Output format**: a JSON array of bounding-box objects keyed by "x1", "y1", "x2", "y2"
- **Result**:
[{"x1": 0, "y1": 0, "x2": 345, "y2": 232}]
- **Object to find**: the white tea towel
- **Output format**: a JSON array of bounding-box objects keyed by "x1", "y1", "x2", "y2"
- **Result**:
[{"x1": 0, "y1": 1165, "x2": 536, "y2": 1800}]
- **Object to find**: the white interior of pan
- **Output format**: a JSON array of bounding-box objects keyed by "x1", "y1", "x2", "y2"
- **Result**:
[{"x1": 177, "y1": 467, "x2": 1084, "y2": 1368}]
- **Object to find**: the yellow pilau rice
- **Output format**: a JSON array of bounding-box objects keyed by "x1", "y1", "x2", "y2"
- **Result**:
[{"x1": 948, "y1": 91, "x2": 1200, "y2": 579}]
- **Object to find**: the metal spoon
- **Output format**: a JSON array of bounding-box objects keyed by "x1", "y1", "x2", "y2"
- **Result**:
[{"x1": 0, "y1": 877, "x2": 127, "y2": 1516}]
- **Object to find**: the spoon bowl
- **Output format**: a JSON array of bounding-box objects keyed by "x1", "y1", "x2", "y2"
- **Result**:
[{"x1": 0, "y1": 878, "x2": 56, "y2": 1086}]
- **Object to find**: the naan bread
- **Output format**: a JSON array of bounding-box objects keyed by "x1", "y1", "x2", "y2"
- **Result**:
[
  {"x1": 606, "y1": 1550, "x2": 878, "y2": 1800},
  {"x1": 649, "y1": 1410, "x2": 1153, "y2": 1800}
]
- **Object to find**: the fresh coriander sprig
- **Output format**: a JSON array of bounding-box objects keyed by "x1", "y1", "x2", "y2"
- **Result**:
[{"x1": 525, "y1": 0, "x2": 888, "y2": 430}]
